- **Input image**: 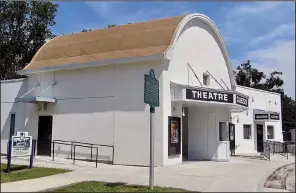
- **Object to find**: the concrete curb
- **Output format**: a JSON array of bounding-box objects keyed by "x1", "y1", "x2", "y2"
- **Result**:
[{"x1": 257, "y1": 162, "x2": 294, "y2": 192}]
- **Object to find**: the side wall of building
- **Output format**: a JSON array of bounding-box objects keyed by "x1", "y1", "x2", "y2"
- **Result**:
[
  {"x1": 1, "y1": 79, "x2": 28, "y2": 154},
  {"x1": 20, "y1": 60, "x2": 166, "y2": 166},
  {"x1": 233, "y1": 86, "x2": 283, "y2": 154}
]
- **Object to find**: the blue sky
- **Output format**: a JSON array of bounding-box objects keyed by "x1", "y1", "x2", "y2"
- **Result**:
[{"x1": 51, "y1": 1, "x2": 295, "y2": 98}]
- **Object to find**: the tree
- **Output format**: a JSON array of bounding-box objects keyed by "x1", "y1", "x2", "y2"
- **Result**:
[
  {"x1": 235, "y1": 60, "x2": 283, "y2": 93},
  {"x1": 81, "y1": 29, "x2": 91, "y2": 32},
  {"x1": 0, "y1": 1, "x2": 59, "y2": 80},
  {"x1": 234, "y1": 60, "x2": 295, "y2": 133},
  {"x1": 106, "y1": 24, "x2": 116, "y2": 28}
]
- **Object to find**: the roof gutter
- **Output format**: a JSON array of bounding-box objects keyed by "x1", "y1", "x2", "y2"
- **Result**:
[{"x1": 18, "y1": 54, "x2": 166, "y2": 75}]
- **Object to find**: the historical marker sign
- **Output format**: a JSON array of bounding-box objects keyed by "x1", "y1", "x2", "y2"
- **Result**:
[
  {"x1": 144, "y1": 69, "x2": 159, "y2": 107},
  {"x1": 11, "y1": 132, "x2": 32, "y2": 157}
]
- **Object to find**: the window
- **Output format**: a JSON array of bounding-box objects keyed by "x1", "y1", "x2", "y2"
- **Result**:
[
  {"x1": 243, "y1": 125, "x2": 252, "y2": 139},
  {"x1": 9, "y1": 113, "x2": 16, "y2": 139},
  {"x1": 203, "y1": 72, "x2": 210, "y2": 86},
  {"x1": 267, "y1": 125, "x2": 274, "y2": 139},
  {"x1": 219, "y1": 122, "x2": 228, "y2": 141}
]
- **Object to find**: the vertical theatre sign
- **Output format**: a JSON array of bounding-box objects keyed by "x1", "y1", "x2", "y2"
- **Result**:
[{"x1": 144, "y1": 69, "x2": 159, "y2": 190}]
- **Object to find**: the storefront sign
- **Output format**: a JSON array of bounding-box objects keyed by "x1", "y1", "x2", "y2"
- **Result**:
[
  {"x1": 11, "y1": 132, "x2": 32, "y2": 157},
  {"x1": 186, "y1": 89, "x2": 233, "y2": 103},
  {"x1": 270, "y1": 114, "x2": 280, "y2": 120},
  {"x1": 254, "y1": 114, "x2": 269, "y2": 120},
  {"x1": 236, "y1": 95, "x2": 248, "y2": 107}
]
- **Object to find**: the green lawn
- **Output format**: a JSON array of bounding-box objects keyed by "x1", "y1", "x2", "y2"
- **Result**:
[
  {"x1": 1, "y1": 163, "x2": 70, "y2": 183},
  {"x1": 49, "y1": 181, "x2": 191, "y2": 192}
]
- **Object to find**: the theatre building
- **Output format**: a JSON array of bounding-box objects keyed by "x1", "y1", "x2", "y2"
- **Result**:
[{"x1": 1, "y1": 13, "x2": 283, "y2": 166}]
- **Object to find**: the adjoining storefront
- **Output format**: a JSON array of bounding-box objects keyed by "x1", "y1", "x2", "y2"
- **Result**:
[{"x1": 253, "y1": 109, "x2": 281, "y2": 152}]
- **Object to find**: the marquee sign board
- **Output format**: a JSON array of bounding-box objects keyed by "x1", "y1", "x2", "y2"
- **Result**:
[
  {"x1": 236, "y1": 94, "x2": 248, "y2": 107},
  {"x1": 270, "y1": 114, "x2": 280, "y2": 120},
  {"x1": 254, "y1": 111, "x2": 280, "y2": 121},
  {"x1": 11, "y1": 132, "x2": 32, "y2": 157},
  {"x1": 144, "y1": 69, "x2": 159, "y2": 107},
  {"x1": 186, "y1": 89, "x2": 233, "y2": 103},
  {"x1": 254, "y1": 114, "x2": 269, "y2": 120}
]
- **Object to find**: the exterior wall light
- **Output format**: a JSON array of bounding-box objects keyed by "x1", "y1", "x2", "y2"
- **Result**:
[
  {"x1": 252, "y1": 96, "x2": 254, "y2": 102},
  {"x1": 182, "y1": 108, "x2": 185, "y2": 116},
  {"x1": 231, "y1": 115, "x2": 239, "y2": 123}
]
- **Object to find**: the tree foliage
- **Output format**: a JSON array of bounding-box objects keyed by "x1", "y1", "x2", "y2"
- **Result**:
[
  {"x1": 235, "y1": 60, "x2": 295, "y2": 132},
  {"x1": 81, "y1": 29, "x2": 92, "y2": 32},
  {"x1": 0, "y1": 1, "x2": 59, "y2": 80},
  {"x1": 106, "y1": 24, "x2": 117, "y2": 28}
]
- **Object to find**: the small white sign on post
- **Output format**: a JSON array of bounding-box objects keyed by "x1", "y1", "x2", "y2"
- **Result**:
[{"x1": 11, "y1": 132, "x2": 32, "y2": 157}]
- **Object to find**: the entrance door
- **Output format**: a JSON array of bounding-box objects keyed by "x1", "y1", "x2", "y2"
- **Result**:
[
  {"x1": 37, "y1": 116, "x2": 53, "y2": 156},
  {"x1": 229, "y1": 123, "x2": 235, "y2": 156},
  {"x1": 256, "y1": 124, "x2": 264, "y2": 152}
]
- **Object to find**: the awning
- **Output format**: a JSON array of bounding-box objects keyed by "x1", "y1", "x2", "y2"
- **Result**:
[
  {"x1": 15, "y1": 96, "x2": 56, "y2": 103},
  {"x1": 253, "y1": 109, "x2": 280, "y2": 121},
  {"x1": 14, "y1": 82, "x2": 56, "y2": 104},
  {"x1": 170, "y1": 82, "x2": 249, "y2": 113}
]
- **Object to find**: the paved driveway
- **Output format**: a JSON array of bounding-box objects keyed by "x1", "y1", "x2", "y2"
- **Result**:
[{"x1": 1, "y1": 154, "x2": 294, "y2": 192}]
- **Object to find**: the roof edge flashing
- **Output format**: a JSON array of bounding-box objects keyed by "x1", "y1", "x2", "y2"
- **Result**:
[{"x1": 18, "y1": 54, "x2": 166, "y2": 75}]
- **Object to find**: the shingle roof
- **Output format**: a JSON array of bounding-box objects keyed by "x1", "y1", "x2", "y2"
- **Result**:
[{"x1": 24, "y1": 15, "x2": 186, "y2": 70}]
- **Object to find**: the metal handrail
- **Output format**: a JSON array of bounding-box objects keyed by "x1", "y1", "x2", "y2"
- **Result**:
[
  {"x1": 262, "y1": 141, "x2": 271, "y2": 161},
  {"x1": 266, "y1": 140, "x2": 288, "y2": 159},
  {"x1": 52, "y1": 139, "x2": 114, "y2": 164},
  {"x1": 73, "y1": 144, "x2": 98, "y2": 168}
]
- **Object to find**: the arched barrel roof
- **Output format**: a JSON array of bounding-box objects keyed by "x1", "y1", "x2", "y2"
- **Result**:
[
  {"x1": 22, "y1": 13, "x2": 236, "y2": 90},
  {"x1": 23, "y1": 15, "x2": 185, "y2": 70}
]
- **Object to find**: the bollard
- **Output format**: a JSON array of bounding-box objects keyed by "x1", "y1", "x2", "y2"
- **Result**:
[
  {"x1": 73, "y1": 145, "x2": 76, "y2": 165},
  {"x1": 52, "y1": 141, "x2": 55, "y2": 161},
  {"x1": 91, "y1": 144, "x2": 93, "y2": 162},
  {"x1": 71, "y1": 142, "x2": 73, "y2": 159},
  {"x1": 96, "y1": 147, "x2": 98, "y2": 168},
  {"x1": 7, "y1": 140, "x2": 12, "y2": 173},
  {"x1": 29, "y1": 140, "x2": 35, "y2": 168}
]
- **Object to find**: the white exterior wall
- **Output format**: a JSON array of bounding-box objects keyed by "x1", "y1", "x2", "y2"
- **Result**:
[
  {"x1": 163, "y1": 16, "x2": 234, "y2": 165},
  {"x1": 233, "y1": 86, "x2": 283, "y2": 154},
  {"x1": 168, "y1": 18, "x2": 233, "y2": 90},
  {"x1": 188, "y1": 107, "x2": 230, "y2": 161},
  {"x1": 21, "y1": 60, "x2": 165, "y2": 166},
  {"x1": 1, "y1": 79, "x2": 28, "y2": 154}
]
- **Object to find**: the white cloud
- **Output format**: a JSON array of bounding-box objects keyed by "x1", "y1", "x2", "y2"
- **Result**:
[
  {"x1": 227, "y1": 2, "x2": 283, "y2": 18},
  {"x1": 250, "y1": 23, "x2": 295, "y2": 45},
  {"x1": 236, "y1": 39, "x2": 295, "y2": 98}
]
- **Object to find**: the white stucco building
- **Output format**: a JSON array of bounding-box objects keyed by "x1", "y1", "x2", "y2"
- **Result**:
[{"x1": 1, "y1": 14, "x2": 282, "y2": 166}]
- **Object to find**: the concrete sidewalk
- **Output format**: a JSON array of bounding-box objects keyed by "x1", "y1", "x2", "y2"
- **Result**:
[{"x1": 1, "y1": 154, "x2": 295, "y2": 192}]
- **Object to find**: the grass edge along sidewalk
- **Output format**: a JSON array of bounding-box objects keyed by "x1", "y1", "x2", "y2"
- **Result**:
[
  {"x1": 1, "y1": 163, "x2": 70, "y2": 183},
  {"x1": 46, "y1": 181, "x2": 192, "y2": 192}
]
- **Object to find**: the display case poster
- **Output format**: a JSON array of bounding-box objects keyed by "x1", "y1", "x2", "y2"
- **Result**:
[
  {"x1": 168, "y1": 116, "x2": 181, "y2": 156},
  {"x1": 170, "y1": 120, "x2": 179, "y2": 143}
]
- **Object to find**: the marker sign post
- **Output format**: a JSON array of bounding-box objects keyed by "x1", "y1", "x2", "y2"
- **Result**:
[
  {"x1": 7, "y1": 132, "x2": 35, "y2": 173},
  {"x1": 144, "y1": 69, "x2": 159, "y2": 190}
]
